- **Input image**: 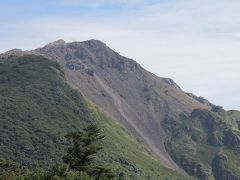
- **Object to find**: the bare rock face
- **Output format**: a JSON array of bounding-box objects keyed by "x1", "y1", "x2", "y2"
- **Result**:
[{"x1": 1, "y1": 40, "x2": 212, "y2": 171}]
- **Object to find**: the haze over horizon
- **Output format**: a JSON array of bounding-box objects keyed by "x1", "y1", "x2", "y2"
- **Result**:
[{"x1": 1, "y1": 0, "x2": 240, "y2": 110}]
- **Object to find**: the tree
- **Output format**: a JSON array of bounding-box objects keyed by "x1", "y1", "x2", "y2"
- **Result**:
[
  {"x1": 0, "y1": 159, "x2": 23, "y2": 179},
  {"x1": 63, "y1": 124, "x2": 114, "y2": 179}
]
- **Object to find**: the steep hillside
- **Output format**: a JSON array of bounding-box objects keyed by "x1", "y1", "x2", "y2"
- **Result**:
[
  {"x1": 30, "y1": 39, "x2": 212, "y2": 170},
  {"x1": 163, "y1": 109, "x2": 240, "y2": 179},
  {"x1": 0, "y1": 55, "x2": 188, "y2": 179}
]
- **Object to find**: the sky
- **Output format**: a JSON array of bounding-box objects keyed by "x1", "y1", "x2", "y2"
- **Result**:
[{"x1": 1, "y1": 0, "x2": 240, "y2": 110}]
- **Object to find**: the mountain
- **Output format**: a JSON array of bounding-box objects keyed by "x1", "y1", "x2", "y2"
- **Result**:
[
  {"x1": 0, "y1": 55, "x2": 187, "y2": 179},
  {"x1": 32, "y1": 40, "x2": 211, "y2": 169},
  {"x1": 1, "y1": 39, "x2": 240, "y2": 179}
]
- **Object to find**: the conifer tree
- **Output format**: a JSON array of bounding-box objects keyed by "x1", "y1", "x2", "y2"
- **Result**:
[{"x1": 63, "y1": 124, "x2": 114, "y2": 179}]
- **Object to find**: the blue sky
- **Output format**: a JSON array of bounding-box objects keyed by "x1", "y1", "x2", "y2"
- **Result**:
[{"x1": 1, "y1": 0, "x2": 240, "y2": 110}]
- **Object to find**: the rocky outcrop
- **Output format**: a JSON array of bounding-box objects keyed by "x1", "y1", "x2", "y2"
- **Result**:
[
  {"x1": 212, "y1": 154, "x2": 239, "y2": 180},
  {"x1": 186, "y1": 93, "x2": 216, "y2": 109},
  {"x1": 162, "y1": 78, "x2": 182, "y2": 90}
]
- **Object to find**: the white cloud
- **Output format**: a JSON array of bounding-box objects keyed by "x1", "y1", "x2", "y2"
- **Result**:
[
  {"x1": 1, "y1": 0, "x2": 240, "y2": 110},
  {"x1": 57, "y1": 0, "x2": 153, "y2": 8}
]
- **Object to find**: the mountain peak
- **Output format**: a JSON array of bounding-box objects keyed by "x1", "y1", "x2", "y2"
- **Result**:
[
  {"x1": 83, "y1": 39, "x2": 106, "y2": 45},
  {"x1": 67, "y1": 39, "x2": 107, "y2": 50},
  {"x1": 44, "y1": 39, "x2": 66, "y2": 48}
]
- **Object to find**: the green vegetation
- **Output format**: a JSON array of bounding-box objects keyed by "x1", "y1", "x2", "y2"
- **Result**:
[
  {"x1": 163, "y1": 109, "x2": 240, "y2": 179},
  {"x1": 0, "y1": 159, "x2": 92, "y2": 179},
  {"x1": 26, "y1": 165, "x2": 92, "y2": 180},
  {"x1": 63, "y1": 125, "x2": 114, "y2": 179},
  {"x1": 0, "y1": 124, "x2": 113, "y2": 180},
  {"x1": 0, "y1": 55, "x2": 188, "y2": 179}
]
